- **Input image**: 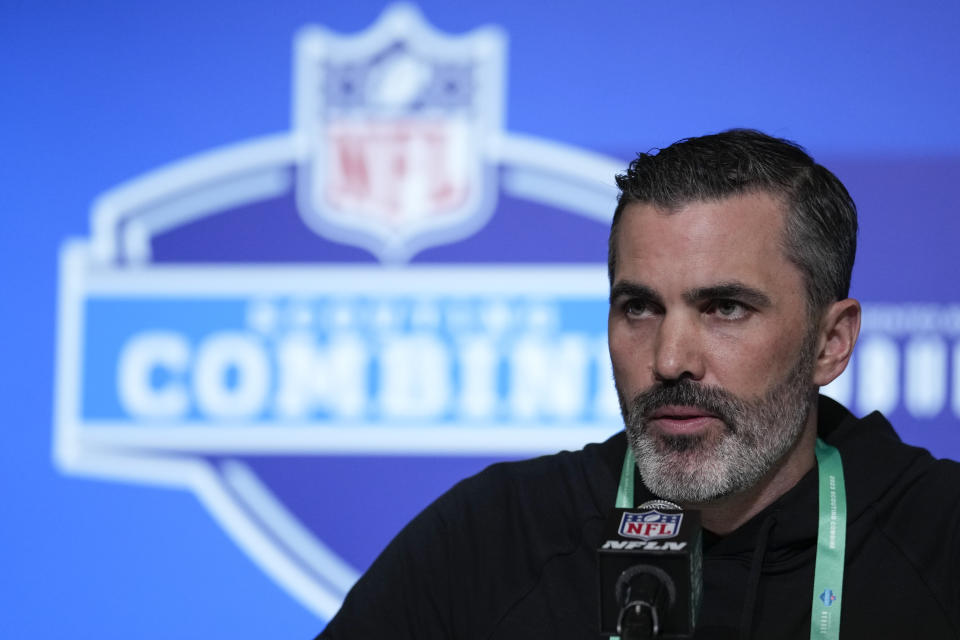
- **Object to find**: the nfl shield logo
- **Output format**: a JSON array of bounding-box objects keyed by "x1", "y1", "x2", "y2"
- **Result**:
[
  {"x1": 619, "y1": 510, "x2": 683, "y2": 540},
  {"x1": 294, "y1": 5, "x2": 505, "y2": 262}
]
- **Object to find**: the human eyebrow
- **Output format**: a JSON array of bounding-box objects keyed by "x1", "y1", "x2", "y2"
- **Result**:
[
  {"x1": 684, "y1": 282, "x2": 772, "y2": 309},
  {"x1": 609, "y1": 281, "x2": 663, "y2": 307}
]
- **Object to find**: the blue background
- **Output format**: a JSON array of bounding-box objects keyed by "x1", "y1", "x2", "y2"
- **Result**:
[{"x1": 3, "y1": 2, "x2": 959, "y2": 638}]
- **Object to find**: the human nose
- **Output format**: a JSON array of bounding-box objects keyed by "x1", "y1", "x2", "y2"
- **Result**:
[{"x1": 652, "y1": 311, "x2": 704, "y2": 383}]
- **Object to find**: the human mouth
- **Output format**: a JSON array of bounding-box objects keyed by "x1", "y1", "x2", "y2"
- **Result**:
[{"x1": 646, "y1": 405, "x2": 723, "y2": 435}]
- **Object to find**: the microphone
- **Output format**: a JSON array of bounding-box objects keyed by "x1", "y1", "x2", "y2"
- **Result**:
[{"x1": 597, "y1": 500, "x2": 702, "y2": 639}]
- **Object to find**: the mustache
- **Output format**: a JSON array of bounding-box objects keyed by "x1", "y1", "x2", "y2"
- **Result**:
[{"x1": 628, "y1": 380, "x2": 746, "y2": 432}]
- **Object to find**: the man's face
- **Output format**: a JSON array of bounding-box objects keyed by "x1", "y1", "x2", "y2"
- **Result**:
[{"x1": 607, "y1": 192, "x2": 818, "y2": 504}]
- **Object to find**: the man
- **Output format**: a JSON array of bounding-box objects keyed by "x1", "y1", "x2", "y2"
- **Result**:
[{"x1": 319, "y1": 130, "x2": 960, "y2": 638}]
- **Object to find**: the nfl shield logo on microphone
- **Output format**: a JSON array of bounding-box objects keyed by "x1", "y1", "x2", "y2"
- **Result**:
[{"x1": 619, "y1": 511, "x2": 684, "y2": 540}]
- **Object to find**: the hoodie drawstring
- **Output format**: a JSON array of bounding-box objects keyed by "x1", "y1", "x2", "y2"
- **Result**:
[{"x1": 739, "y1": 513, "x2": 777, "y2": 640}]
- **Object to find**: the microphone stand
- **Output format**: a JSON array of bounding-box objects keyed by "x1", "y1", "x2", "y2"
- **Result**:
[
  {"x1": 617, "y1": 599, "x2": 660, "y2": 640},
  {"x1": 615, "y1": 566, "x2": 673, "y2": 640}
]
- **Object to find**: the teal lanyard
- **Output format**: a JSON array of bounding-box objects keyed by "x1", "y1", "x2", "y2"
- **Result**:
[
  {"x1": 810, "y1": 438, "x2": 846, "y2": 639},
  {"x1": 615, "y1": 446, "x2": 636, "y2": 509},
  {"x1": 613, "y1": 438, "x2": 847, "y2": 639}
]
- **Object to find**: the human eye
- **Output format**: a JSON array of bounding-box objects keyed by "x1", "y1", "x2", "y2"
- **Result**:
[
  {"x1": 706, "y1": 299, "x2": 751, "y2": 320},
  {"x1": 623, "y1": 298, "x2": 657, "y2": 319}
]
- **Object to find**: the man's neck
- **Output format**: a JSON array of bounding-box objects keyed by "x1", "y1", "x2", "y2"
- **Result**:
[{"x1": 686, "y1": 420, "x2": 819, "y2": 536}]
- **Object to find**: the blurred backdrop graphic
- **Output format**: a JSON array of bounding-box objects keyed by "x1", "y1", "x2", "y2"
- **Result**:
[{"x1": 3, "y1": 2, "x2": 959, "y2": 638}]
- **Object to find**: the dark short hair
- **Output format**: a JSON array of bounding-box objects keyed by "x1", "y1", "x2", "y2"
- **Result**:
[{"x1": 609, "y1": 129, "x2": 858, "y2": 314}]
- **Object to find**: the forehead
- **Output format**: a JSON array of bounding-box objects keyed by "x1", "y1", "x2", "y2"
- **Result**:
[{"x1": 614, "y1": 192, "x2": 799, "y2": 290}]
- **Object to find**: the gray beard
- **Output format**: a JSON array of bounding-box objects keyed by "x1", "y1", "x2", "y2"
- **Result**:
[{"x1": 621, "y1": 334, "x2": 817, "y2": 504}]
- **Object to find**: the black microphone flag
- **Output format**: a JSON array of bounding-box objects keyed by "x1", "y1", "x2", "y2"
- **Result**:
[{"x1": 597, "y1": 502, "x2": 702, "y2": 639}]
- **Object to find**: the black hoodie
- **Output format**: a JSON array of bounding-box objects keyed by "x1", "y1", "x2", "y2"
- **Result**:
[{"x1": 320, "y1": 396, "x2": 960, "y2": 639}]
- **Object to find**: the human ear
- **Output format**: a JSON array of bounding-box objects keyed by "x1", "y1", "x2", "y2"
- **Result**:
[{"x1": 812, "y1": 298, "x2": 861, "y2": 387}]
